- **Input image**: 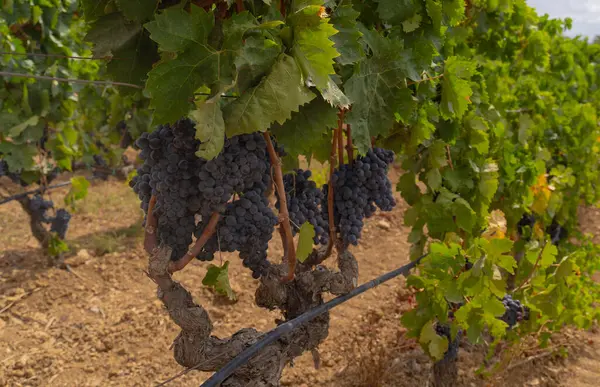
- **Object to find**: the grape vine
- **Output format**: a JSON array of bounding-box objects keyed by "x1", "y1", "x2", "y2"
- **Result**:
[{"x1": 72, "y1": 0, "x2": 600, "y2": 385}]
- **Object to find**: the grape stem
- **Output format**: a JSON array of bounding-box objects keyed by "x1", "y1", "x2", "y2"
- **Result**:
[
  {"x1": 326, "y1": 129, "x2": 338, "y2": 256},
  {"x1": 169, "y1": 212, "x2": 221, "y2": 273},
  {"x1": 263, "y1": 132, "x2": 296, "y2": 281},
  {"x1": 512, "y1": 243, "x2": 545, "y2": 293},
  {"x1": 345, "y1": 123, "x2": 354, "y2": 164},
  {"x1": 337, "y1": 111, "x2": 345, "y2": 166},
  {"x1": 144, "y1": 196, "x2": 158, "y2": 254},
  {"x1": 446, "y1": 145, "x2": 454, "y2": 170},
  {"x1": 406, "y1": 74, "x2": 444, "y2": 85}
]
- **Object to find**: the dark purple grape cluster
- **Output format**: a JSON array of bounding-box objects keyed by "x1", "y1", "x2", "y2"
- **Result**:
[
  {"x1": 26, "y1": 194, "x2": 72, "y2": 239},
  {"x1": 51, "y1": 209, "x2": 72, "y2": 239},
  {"x1": 196, "y1": 189, "x2": 278, "y2": 278},
  {"x1": 193, "y1": 133, "x2": 271, "y2": 218},
  {"x1": 323, "y1": 148, "x2": 396, "y2": 246},
  {"x1": 131, "y1": 119, "x2": 204, "y2": 260},
  {"x1": 130, "y1": 119, "x2": 276, "y2": 276},
  {"x1": 28, "y1": 194, "x2": 55, "y2": 223},
  {"x1": 277, "y1": 169, "x2": 329, "y2": 245},
  {"x1": 500, "y1": 295, "x2": 530, "y2": 328}
]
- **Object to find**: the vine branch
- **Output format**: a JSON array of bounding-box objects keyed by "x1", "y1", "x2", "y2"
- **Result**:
[
  {"x1": 513, "y1": 243, "x2": 546, "y2": 293},
  {"x1": 144, "y1": 196, "x2": 158, "y2": 254},
  {"x1": 263, "y1": 132, "x2": 296, "y2": 281},
  {"x1": 326, "y1": 130, "x2": 338, "y2": 256},
  {"x1": 169, "y1": 212, "x2": 221, "y2": 273},
  {"x1": 346, "y1": 123, "x2": 354, "y2": 164},
  {"x1": 337, "y1": 111, "x2": 345, "y2": 167}
]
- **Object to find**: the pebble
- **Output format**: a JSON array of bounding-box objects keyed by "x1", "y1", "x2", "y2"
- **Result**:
[{"x1": 377, "y1": 220, "x2": 391, "y2": 230}]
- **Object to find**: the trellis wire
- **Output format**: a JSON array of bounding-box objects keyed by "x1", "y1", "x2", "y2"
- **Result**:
[
  {"x1": 0, "y1": 176, "x2": 98, "y2": 205},
  {"x1": 0, "y1": 71, "x2": 143, "y2": 89}
]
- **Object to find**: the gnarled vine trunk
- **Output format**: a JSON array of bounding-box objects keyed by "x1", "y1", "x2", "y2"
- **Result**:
[
  {"x1": 148, "y1": 245, "x2": 358, "y2": 386},
  {"x1": 432, "y1": 330, "x2": 462, "y2": 387},
  {"x1": 17, "y1": 196, "x2": 51, "y2": 249}
]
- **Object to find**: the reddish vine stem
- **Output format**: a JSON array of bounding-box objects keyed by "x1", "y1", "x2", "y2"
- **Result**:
[
  {"x1": 279, "y1": 0, "x2": 286, "y2": 18},
  {"x1": 326, "y1": 130, "x2": 339, "y2": 256},
  {"x1": 168, "y1": 212, "x2": 221, "y2": 273},
  {"x1": 279, "y1": 226, "x2": 288, "y2": 260},
  {"x1": 345, "y1": 123, "x2": 354, "y2": 164},
  {"x1": 236, "y1": 0, "x2": 244, "y2": 12},
  {"x1": 446, "y1": 145, "x2": 454, "y2": 170},
  {"x1": 513, "y1": 243, "x2": 546, "y2": 293},
  {"x1": 263, "y1": 132, "x2": 296, "y2": 281},
  {"x1": 337, "y1": 111, "x2": 345, "y2": 166},
  {"x1": 144, "y1": 196, "x2": 158, "y2": 254}
]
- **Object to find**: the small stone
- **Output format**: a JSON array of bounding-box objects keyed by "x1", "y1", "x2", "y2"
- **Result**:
[{"x1": 377, "y1": 220, "x2": 391, "y2": 231}]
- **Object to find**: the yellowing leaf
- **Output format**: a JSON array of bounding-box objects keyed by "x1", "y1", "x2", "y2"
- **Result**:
[
  {"x1": 296, "y1": 222, "x2": 316, "y2": 263},
  {"x1": 530, "y1": 174, "x2": 551, "y2": 215},
  {"x1": 482, "y1": 210, "x2": 507, "y2": 240}
]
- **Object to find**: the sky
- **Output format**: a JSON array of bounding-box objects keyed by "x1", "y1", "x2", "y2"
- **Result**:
[{"x1": 527, "y1": 0, "x2": 600, "y2": 37}]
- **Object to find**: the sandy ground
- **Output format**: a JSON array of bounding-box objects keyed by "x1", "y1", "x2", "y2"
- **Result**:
[{"x1": 0, "y1": 172, "x2": 599, "y2": 387}]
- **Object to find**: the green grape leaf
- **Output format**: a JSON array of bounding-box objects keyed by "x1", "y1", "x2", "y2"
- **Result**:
[
  {"x1": 48, "y1": 234, "x2": 69, "y2": 256},
  {"x1": 270, "y1": 96, "x2": 338, "y2": 160},
  {"x1": 291, "y1": 12, "x2": 340, "y2": 91},
  {"x1": 483, "y1": 297, "x2": 506, "y2": 317},
  {"x1": 453, "y1": 198, "x2": 475, "y2": 232},
  {"x1": 81, "y1": 0, "x2": 110, "y2": 22},
  {"x1": 426, "y1": 168, "x2": 442, "y2": 190},
  {"x1": 144, "y1": 7, "x2": 222, "y2": 123},
  {"x1": 443, "y1": 0, "x2": 465, "y2": 24},
  {"x1": 189, "y1": 100, "x2": 225, "y2": 160},
  {"x1": 202, "y1": 261, "x2": 237, "y2": 301},
  {"x1": 426, "y1": 0, "x2": 443, "y2": 32},
  {"x1": 330, "y1": 4, "x2": 364, "y2": 65},
  {"x1": 115, "y1": 0, "x2": 158, "y2": 22},
  {"x1": 345, "y1": 30, "x2": 418, "y2": 153},
  {"x1": 0, "y1": 142, "x2": 37, "y2": 171},
  {"x1": 518, "y1": 114, "x2": 534, "y2": 145},
  {"x1": 440, "y1": 56, "x2": 475, "y2": 120},
  {"x1": 296, "y1": 222, "x2": 316, "y2": 263},
  {"x1": 65, "y1": 177, "x2": 91, "y2": 208},
  {"x1": 8, "y1": 115, "x2": 39, "y2": 137},
  {"x1": 106, "y1": 32, "x2": 158, "y2": 88},
  {"x1": 398, "y1": 172, "x2": 421, "y2": 206},
  {"x1": 223, "y1": 54, "x2": 315, "y2": 136},
  {"x1": 235, "y1": 35, "x2": 282, "y2": 92},
  {"x1": 540, "y1": 243, "x2": 558, "y2": 267},
  {"x1": 419, "y1": 321, "x2": 448, "y2": 360},
  {"x1": 145, "y1": 6, "x2": 214, "y2": 52},
  {"x1": 374, "y1": 0, "x2": 420, "y2": 24},
  {"x1": 478, "y1": 168, "x2": 499, "y2": 201},
  {"x1": 85, "y1": 13, "x2": 142, "y2": 57},
  {"x1": 443, "y1": 168, "x2": 474, "y2": 192},
  {"x1": 402, "y1": 13, "x2": 422, "y2": 32}
]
